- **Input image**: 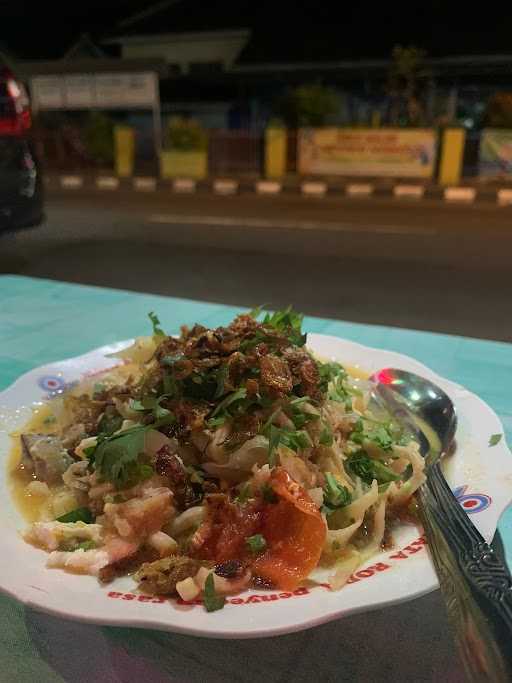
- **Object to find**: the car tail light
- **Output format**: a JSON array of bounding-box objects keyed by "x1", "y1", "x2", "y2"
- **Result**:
[{"x1": 0, "y1": 68, "x2": 31, "y2": 135}]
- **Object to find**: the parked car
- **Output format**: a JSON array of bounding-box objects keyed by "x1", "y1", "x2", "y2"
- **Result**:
[{"x1": 0, "y1": 66, "x2": 44, "y2": 232}]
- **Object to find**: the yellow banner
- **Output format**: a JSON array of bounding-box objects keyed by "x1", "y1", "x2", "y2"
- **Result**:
[{"x1": 299, "y1": 128, "x2": 437, "y2": 178}]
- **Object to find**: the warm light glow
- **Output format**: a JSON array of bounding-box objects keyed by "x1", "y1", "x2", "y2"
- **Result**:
[
  {"x1": 6, "y1": 78, "x2": 21, "y2": 99},
  {"x1": 374, "y1": 369, "x2": 395, "y2": 385}
]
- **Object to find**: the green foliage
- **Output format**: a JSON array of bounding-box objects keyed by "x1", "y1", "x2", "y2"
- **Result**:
[
  {"x1": 91, "y1": 426, "x2": 154, "y2": 489},
  {"x1": 56, "y1": 507, "x2": 94, "y2": 524},
  {"x1": 346, "y1": 451, "x2": 400, "y2": 485},
  {"x1": 350, "y1": 419, "x2": 394, "y2": 452},
  {"x1": 246, "y1": 534, "x2": 267, "y2": 554},
  {"x1": 489, "y1": 433, "x2": 503, "y2": 447},
  {"x1": 167, "y1": 117, "x2": 208, "y2": 151},
  {"x1": 148, "y1": 311, "x2": 165, "y2": 336},
  {"x1": 203, "y1": 573, "x2": 225, "y2": 612},
  {"x1": 322, "y1": 472, "x2": 352, "y2": 515},
  {"x1": 96, "y1": 408, "x2": 123, "y2": 438},
  {"x1": 386, "y1": 45, "x2": 431, "y2": 127},
  {"x1": 84, "y1": 111, "x2": 114, "y2": 164},
  {"x1": 276, "y1": 84, "x2": 339, "y2": 127},
  {"x1": 249, "y1": 306, "x2": 306, "y2": 347}
]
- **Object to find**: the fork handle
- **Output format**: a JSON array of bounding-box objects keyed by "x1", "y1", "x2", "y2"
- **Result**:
[{"x1": 417, "y1": 461, "x2": 512, "y2": 682}]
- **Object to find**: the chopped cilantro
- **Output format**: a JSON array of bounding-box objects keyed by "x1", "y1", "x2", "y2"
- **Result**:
[
  {"x1": 91, "y1": 426, "x2": 154, "y2": 489},
  {"x1": 129, "y1": 396, "x2": 175, "y2": 428},
  {"x1": 489, "y1": 433, "x2": 503, "y2": 447},
  {"x1": 327, "y1": 373, "x2": 353, "y2": 409},
  {"x1": 248, "y1": 304, "x2": 267, "y2": 319},
  {"x1": 182, "y1": 371, "x2": 219, "y2": 401},
  {"x1": 289, "y1": 398, "x2": 319, "y2": 429},
  {"x1": 92, "y1": 382, "x2": 105, "y2": 397},
  {"x1": 97, "y1": 408, "x2": 123, "y2": 438},
  {"x1": 285, "y1": 430, "x2": 312, "y2": 451},
  {"x1": 397, "y1": 432, "x2": 412, "y2": 446},
  {"x1": 346, "y1": 451, "x2": 400, "y2": 486},
  {"x1": 160, "y1": 353, "x2": 184, "y2": 367},
  {"x1": 207, "y1": 415, "x2": 227, "y2": 428},
  {"x1": 322, "y1": 473, "x2": 352, "y2": 516},
  {"x1": 267, "y1": 424, "x2": 282, "y2": 466},
  {"x1": 56, "y1": 507, "x2": 94, "y2": 524},
  {"x1": 261, "y1": 483, "x2": 278, "y2": 504},
  {"x1": 83, "y1": 443, "x2": 98, "y2": 460},
  {"x1": 351, "y1": 418, "x2": 364, "y2": 438},
  {"x1": 261, "y1": 306, "x2": 306, "y2": 347},
  {"x1": 210, "y1": 387, "x2": 247, "y2": 418},
  {"x1": 162, "y1": 372, "x2": 178, "y2": 397},
  {"x1": 246, "y1": 534, "x2": 267, "y2": 554},
  {"x1": 213, "y1": 364, "x2": 229, "y2": 400},
  {"x1": 235, "y1": 483, "x2": 251, "y2": 504},
  {"x1": 139, "y1": 464, "x2": 155, "y2": 480},
  {"x1": 319, "y1": 423, "x2": 334, "y2": 446},
  {"x1": 367, "y1": 424, "x2": 394, "y2": 451},
  {"x1": 289, "y1": 396, "x2": 311, "y2": 407},
  {"x1": 244, "y1": 306, "x2": 306, "y2": 347},
  {"x1": 203, "y1": 573, "x2": 225, "y2": 612},
  {"x1": 350, "y1": 419, "x2": 394, "y2": 452},
  {"x1": 318, "y1": 361, "x2": 347, "y2": 392},
  {"x1": 262, "y1": 412, "x2": 312, "y2": 466},
  {"x1": 76, "y1": 540, "x2": 97, "y2": 552},
  {"x1": 148, "y1": 311, "x2": 165, "y2": 337}
]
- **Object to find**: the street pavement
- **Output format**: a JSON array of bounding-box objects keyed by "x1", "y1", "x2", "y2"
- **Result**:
[{"x1": 1, "y1": 190, "x2": 511, "y2": 342}]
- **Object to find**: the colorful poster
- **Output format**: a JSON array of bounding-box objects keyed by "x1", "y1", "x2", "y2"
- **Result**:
[
  {"x1": 298, "y1": 128, "x2": 437, "y2": 178},
  {"x1": 479, "y1": 129, "x2": 512, "y2": 177}
]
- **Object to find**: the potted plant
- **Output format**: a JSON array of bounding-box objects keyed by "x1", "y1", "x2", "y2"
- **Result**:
[{"x1": 161, "y1": 117, "x2": 208, "y2": 179}]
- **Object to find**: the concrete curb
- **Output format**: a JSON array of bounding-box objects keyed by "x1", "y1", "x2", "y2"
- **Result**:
[{"x1": 48, "y1": 175, "x2": 512, "y2": 206}]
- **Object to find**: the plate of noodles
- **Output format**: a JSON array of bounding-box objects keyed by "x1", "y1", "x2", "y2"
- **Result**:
[{"x1": 0, "y1": 308, "x2": 511, "y2": 638}]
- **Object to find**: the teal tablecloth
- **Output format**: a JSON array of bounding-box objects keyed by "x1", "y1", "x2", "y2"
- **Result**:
[{"x1": 1, "y1": 274, "x2": 510, "y2": 683}]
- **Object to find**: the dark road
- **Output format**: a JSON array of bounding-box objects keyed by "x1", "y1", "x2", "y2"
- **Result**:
[{"x1": 2, "y1": 190, "x2": 511, "y2": 342}]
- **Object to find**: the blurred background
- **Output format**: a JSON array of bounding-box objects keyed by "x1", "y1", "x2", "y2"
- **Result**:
[{"x1": 1, "y1": 0, "x2": 511, "y2": 340}]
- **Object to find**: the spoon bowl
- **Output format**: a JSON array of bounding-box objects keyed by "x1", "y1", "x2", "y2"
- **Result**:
[{"x1": 369, "y1": 367, "x2": 458, "y2": 464}]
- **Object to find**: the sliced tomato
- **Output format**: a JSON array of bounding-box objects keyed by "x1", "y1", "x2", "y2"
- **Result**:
[
  {"x1": 253, "y1": 468, "x2": 326, "y2": 590},
  {"x1": 192, "y1": 469, "x2": 326, "y2": 590},
  {"x1": 193, "y1": 494, "x2": 262, "y2": 562}
]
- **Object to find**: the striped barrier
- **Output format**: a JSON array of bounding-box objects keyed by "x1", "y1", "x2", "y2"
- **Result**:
[
  {"x1": 173, "y1": 178, "x2": 196, "y2": 193},
  {"x1": 213, "y1": 179, "x2": 239, "y2": 195},
  {"x1": 60, "y1": 175, "x2": 83, "y2": 189},
  {"x1": 346, "y1": 183, "x2": 374, "y2": 197},
  {"x1": 393, "y1": 185, "x2": 425, "y2": 199},
  {"x1": 256, "y1": 180, "x2": 282, "y2": 195},
  {"x1": 444, "y1": 187, "x2": 476, "y2": 202},
  {"x1": 53, "y1": 174, "x2": 512, "y2": 207},
  {"x1": 301, "y1": 181, "x2": 327, "y2": 197},
  {"x1": 497, "y1": 189, "x2": 512, "y2": 206},
  {"x1": 133, "y1": 177, "x2": 157, "y2": 192},
  {"x1": 96, "y1": 177, "x2": 120, "y2": 190}
]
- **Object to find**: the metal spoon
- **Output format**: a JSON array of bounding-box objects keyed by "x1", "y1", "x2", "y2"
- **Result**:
[{"x1": 370, "y1": 368, "x2": 512, "y2": 683}]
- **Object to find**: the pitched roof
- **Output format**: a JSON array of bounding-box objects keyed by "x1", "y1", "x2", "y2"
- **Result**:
[{"x1": 64, "y1": 34, "x2": 107, "y2": 60}]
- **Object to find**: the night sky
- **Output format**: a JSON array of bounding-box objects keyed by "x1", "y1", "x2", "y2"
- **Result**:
[{"x1": 1, "y1": 0, "x2": 512, "y2": 62}]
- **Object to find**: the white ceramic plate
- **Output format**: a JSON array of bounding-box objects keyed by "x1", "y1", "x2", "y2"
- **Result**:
[{"x1": 1, "y1": 334, "x2": 511, "y2": 639}]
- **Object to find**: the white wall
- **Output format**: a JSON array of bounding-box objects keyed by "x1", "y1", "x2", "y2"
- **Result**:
[{"x1": 120, "y1": 30, "x2": 250, "y2": 73}]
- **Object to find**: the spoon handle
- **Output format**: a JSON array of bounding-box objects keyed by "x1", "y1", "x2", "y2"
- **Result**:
[{"x1": 418, "y1": 461, "x2": 512, "y2": 682}]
